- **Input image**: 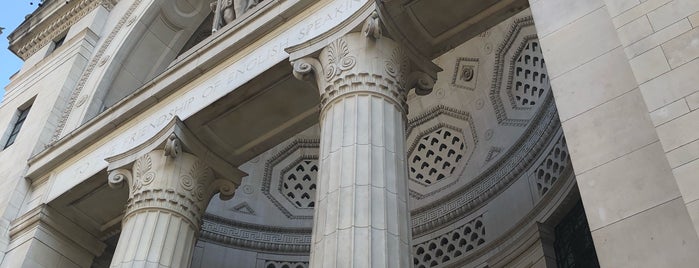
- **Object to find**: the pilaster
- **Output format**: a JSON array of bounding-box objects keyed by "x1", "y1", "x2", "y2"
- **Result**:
[{"x1": 529, "y1": 0, "x2": 699, "y2": 266}]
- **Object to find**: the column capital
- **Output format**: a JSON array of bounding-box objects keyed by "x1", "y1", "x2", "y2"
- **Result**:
[
  {"x1": 105, "y1": 117, "x2": 246, "y2": 227},
  {"x1": 287, "y1": 12, "x2": 439, "y2": 112}
]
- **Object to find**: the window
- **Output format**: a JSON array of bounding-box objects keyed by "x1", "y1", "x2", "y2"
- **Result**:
[
  {"x1": 554, "y1": 201, "x2": 600, "y2": 268},
  {"x1": 4, "y1": 104, "x2": 32, "y2": 149},
  {"x1": 47, "y1": 33, "x2": 67, "y2": 55},
  {"x1": 53, "y1": 34, "x2": 66, "y2": 49}
]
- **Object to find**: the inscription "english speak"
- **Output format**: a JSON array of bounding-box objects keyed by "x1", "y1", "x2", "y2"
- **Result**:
[{"x1": 48, "y1": 0, "x2": 368, "y2": 201}]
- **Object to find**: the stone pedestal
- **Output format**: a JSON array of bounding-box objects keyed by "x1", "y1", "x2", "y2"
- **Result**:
[
  {"x1": 107, "y1": 132, "x2": 239, "y2": 268},
  {"x1": 292, "y1": 30, "x2": 434, "y2": 267}
]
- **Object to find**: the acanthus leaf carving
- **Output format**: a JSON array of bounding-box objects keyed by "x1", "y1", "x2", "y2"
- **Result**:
[
  {"x1": 385, "y1": 47, "x2": 410, "y2": 83},
  {"x1": 132, "y1": 153, "x2": 155, "y2": 191},
  {"x1": 186, "y1": 160, "x2": 215, "y2": 202},
  {"x1": 323, "y1": 38, "x2": 356, "y2": 81}
]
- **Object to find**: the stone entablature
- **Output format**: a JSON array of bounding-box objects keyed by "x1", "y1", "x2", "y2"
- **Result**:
[{"x1": 24, "y1": 0, "x2": 370, "y2": 204}]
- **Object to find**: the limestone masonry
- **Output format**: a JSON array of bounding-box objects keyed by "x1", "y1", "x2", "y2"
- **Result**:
[{"x1": 1, "y1": 0, "x2": 699, "y2": 267}]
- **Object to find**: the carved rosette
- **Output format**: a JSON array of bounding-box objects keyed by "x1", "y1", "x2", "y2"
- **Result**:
[
  {"x1": 108, "y1": 149, "x2": 238, "y2": 229},
  {"x1": 292, "y1": 32, "x2": 435, "y2": 113}
]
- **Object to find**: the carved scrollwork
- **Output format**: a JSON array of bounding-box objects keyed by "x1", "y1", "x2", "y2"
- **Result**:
[
  {"x1": 164, "y1": 133, "x2": 182, "y2": 158},
  {"x1": 323, "y1": 38, "x2": 356, "y2": 81},
  {"x1": 108, "y1": 169, "x2": 132, "y2": 189},
  {"x1": 291, "y1": 32, "x2": 435, "y2": 109},
  {"x1": 211, "y1": 178, "x2": 239, "y2": 200},
  {"x1": 291, "y1": 58, "x2": 322, "y2": 82},
  {"x1": 406, "y1": 71, "x2": 435, "y2": 96}
]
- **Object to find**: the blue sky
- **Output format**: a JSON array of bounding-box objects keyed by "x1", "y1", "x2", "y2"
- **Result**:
[{"x1": 0, "y1": 1, "x2": 39, "y2": 101}]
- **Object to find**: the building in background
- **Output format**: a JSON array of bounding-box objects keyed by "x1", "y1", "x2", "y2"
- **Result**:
[{"x1": 0, "y1": 0, "x2": 698, "y2": 267}]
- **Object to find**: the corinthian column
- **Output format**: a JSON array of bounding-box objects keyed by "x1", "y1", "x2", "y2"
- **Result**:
[
  {"x1": 107, "y1": 128, "x2": 241, "y2": 268},
  {"x1": 291, "y1": 27, "x2": 435, "y2": 267}
]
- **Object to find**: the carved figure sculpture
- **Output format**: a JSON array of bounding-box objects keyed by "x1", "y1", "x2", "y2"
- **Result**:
[
  {"x1": 211, "y1": 0, "x2": 261, "y2": 32},
  {"x1": 211, "y1": 0, "x2": 235, "y2": 32}
]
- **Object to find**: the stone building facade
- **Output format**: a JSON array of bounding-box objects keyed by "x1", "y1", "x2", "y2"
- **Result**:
[{"x1": 0, "y1": 0, "x2": 698, "y2": 267}]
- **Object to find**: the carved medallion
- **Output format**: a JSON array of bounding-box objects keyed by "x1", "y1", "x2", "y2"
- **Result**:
[{"x1": 451, "y1": 57, "x2": 479, "y2": 90}]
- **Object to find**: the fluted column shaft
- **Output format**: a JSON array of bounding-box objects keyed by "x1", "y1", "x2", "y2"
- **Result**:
[
  {"x1": 293, "y1": 32, "x2": 433, "y2": 268},
  {"x1": 111, "y1": 209, "x2": 197, "y2": 268},
  {"x1": 108, "y1": 143, "x2": 237, "y2": 268},
  {"x1": 313, "y1": 90, "x2": 410, "y2": 267}
]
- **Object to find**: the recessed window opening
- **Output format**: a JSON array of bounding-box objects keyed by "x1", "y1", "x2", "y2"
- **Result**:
[
  {"x1": 48, "y1": 33, "x2": 67, "y2": 55},
  {"x1": 4, "y1": 102, "x2": 33, "y2": 149}
]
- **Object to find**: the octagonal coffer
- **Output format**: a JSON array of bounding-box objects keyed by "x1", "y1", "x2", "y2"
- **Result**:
[
  {"x1": 409, "y1": 128, "x2": 467, "y2": 186},
  {"x1": 511, "y1": 40, "x2": 548, "y2": 108},
  {"x1": 281, "y1": 159, "x2": 318, "y2": 209},
  {"x1": 406, "y1": 105, "x2": 477, "y2": 197}
]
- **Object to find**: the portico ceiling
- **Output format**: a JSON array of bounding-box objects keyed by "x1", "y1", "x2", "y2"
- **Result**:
[
  {"x1": 184, "y1": 0, "x2": 531, "y2": 176},
  {"x1": 377, "y1": 0, "x2": 529, "y2": 59},
  {"x1": 185, "y1": 0, "x2": 533, "y2": 169},
  {"x1": 184, "y1": 62, "x2": 320, "y2": 166}
]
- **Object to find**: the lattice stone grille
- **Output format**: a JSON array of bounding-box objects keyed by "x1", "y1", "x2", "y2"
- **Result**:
[
  {"x1": 512, "y1": 39, "x2": 548, "y2": 108},
  {"x1": 413, "y1": 215, "x2": 486, "y2": 268},
  {"x1": 281, "y1": 160, "x2": 318, "y2": 208},
  {"x1": 535, "y1": 135, "x2": 569, "y2": 197},
  {"x1": 264, "y1": 261, "x2": 308, "y2": 268},
  {"x1": 409, "y1": 128, "x2": 466, "y2": 185}
]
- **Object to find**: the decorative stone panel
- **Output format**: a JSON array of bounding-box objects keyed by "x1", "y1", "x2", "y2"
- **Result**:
[
  {"x1": 535, "y1": 134, "x2": 569, "y2": 197},
  {"x1": 490, "y1": 16, "x2": 551, "y2": 126},
  {"x1": 407, "y1": 105, "x2": 477, "y2": 197},
  {"x1": 261, "y1": 139, "x2": 319, "y2": 219},
  {"x1": 280, "y1": 159, "x2": 318, "y2": 209},
  {"x1": 451, "y1": 57, "x2": 479, "y2": 90},
  {"x1": 409, "y1": 127, "x2": 467, "y2": 186},
  {"x1": 412, "y1": 214, "x2": 486, "y2": 268},
  {"x1": 200, "y1": 214, "x2": 311, "y2": 254},
  {"x1": 510, "y1": 39, "x2": 548, "y2": 108},
  {"x1": 411, "y1": 100, "x2": 559, "y2": 235}
]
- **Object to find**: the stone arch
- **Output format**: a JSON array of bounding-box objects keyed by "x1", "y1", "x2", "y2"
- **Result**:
[{"x1": 83, "y1": 0, "x2": 212, "y2": 121}]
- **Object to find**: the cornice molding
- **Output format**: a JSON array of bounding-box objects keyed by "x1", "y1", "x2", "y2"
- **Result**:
[
  {"x1": 9, "y1": 0, "x2": 119, "y2": 60},
  {"x1": 8, "y1": 204, "x2": 107, "y2": 257},
  {"x1": 199, "y1": 214, "x2": 312, "y2": 254},
  {"x1": 25, "y1": 0, "x2": 316, "y2": 181}
]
